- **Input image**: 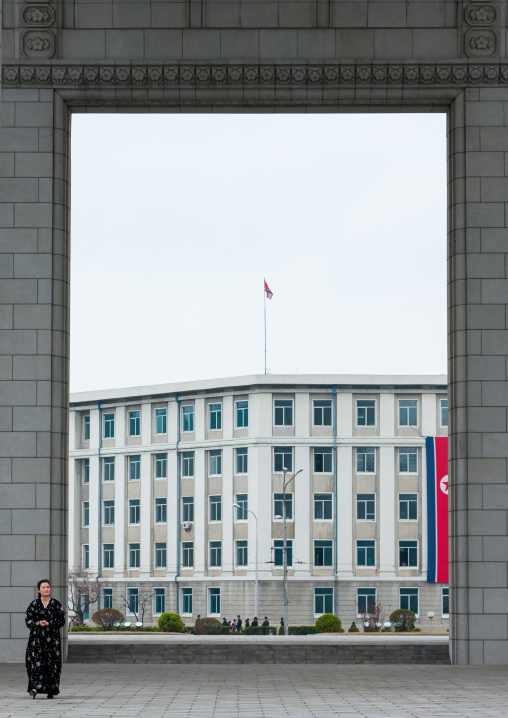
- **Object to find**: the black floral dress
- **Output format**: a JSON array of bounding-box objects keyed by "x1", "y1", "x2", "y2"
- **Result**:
[{"x1": 25, "y1": 597, "x2": 65, "y2": 696}]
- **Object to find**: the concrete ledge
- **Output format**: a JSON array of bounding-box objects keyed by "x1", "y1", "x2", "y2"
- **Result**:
[{"x1": 68, "y1": 637, "x2": 450, "y2": 664}]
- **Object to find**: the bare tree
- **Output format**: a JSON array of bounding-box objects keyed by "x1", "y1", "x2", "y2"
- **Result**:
[
  {"x1": 68, "y1": 568, "x2": 100, "y2": 625},
  {"x1": 358, "y1": 601, "x2": 386, "y2": 633},
  {"x1": 120, "y1": 589, "x2": 152, "y2": 624}
]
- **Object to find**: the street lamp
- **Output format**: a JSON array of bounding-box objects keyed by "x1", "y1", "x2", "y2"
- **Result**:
[
  {"x1": 233, "y1": 502, "x2": 258, "y2": 620},
  {"x1": 281, "y1": 466, "x2": 303, "y2": 636}
]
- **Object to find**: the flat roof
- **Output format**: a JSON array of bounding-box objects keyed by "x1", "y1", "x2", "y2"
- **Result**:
[{"x1": 70, "y1": 374, "x2": 447, "y2": 406}]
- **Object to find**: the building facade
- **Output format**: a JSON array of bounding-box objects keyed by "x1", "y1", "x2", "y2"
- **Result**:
[{"x1": 69, "y1": 374, "x2": 449, "y2": 629}]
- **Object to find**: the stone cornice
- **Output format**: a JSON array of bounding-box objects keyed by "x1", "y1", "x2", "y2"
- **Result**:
[{"x1": 2, "y1": 61, "x2": 508, "y2": 89}]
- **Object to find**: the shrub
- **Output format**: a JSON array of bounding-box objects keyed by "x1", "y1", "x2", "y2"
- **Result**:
[
  {"x1": 381, "y1": 627, "x2": 392, "y2": 633},
  {"x1": 411, "y1": 627, "x2": 421, "y2": 632},
  {"x1": 348, "y1": 626, "x2": 359, "y2": 633},
  {"x1": 277, "y1": 626, "x2": 318, "y2": 635},
  {"x1": 389, "y1": 609, "x2": 416, "y2": 632},
  {"x1": 243, "y1": 626, "x2": 276, "y2": 636},
  {"x1": 91, "y1": 608, "x2": 125, "y2": 630},
  {"x1": 315, "y1": 614, "x2": 342, "y2": 633},
  {"x1": 158, "y1": 612, "x2": 184, "y2": 633},
  {"x1": 195, "y1": 617, "x2": 222, "y2": 635}
]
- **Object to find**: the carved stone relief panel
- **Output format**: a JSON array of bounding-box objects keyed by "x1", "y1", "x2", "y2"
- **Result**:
[
  {"x1": 21, "y1": 1, "x2": 57, "y2": 59},
  {"x1": 462, "y1": 2, "x2": 500, "y2": 57}
]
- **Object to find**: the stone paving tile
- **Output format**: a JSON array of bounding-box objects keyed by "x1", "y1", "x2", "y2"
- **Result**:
[{"x1": 1, "y1": 664, "x2": 508, "y2": 718}]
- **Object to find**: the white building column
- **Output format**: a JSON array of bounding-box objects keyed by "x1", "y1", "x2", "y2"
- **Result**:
[
  {"x1": 139, "y1": 451, "x2": 151, "y2": 577},
  {"x1": 337, "y1": 446, "x2": 353, "y2": 578},
  {"x1": 379, "y1": 446, "x2": 396, "y2": 578},
  {"x1": 114, "y1": 453, "x2": 125, "y2": 578},
  {"x1": 194, "y1": 448, "x2": 206, "y2": 577},
  {"x1": 222, "y1": 445, "x2": 234, "y2": 576},
  {"x1": 294, "y1": 444, "x2": 310, "y2": 576}
]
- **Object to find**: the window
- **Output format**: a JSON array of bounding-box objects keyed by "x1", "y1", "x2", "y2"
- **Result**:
[
  {"x1": 155, "y1": 497, "x2": 167, "y2": 524},
  {"x1": 127, "y1": 587, "x2": 138, "y2": 614},
  {"x1": 82, "y1": 501, "x2": 89, "y2": 527},
  {"x1": 440, "y1": 399, "x2": 448, "y2": 427},
  {"x1": 357, "y1": 587, "x2": 376, "y2": 614},
  {"x1": 103, "y1": 543, "x2": 114, "y2": 569},
  {"x1": 236, "y1": 400, "x2": 248, "y2": 428},
  {"x1": 129, "y1": 499, "x2": 140, "y2": 525},
  {"x1": 103, "y1": 588, "x2": 113, "y2": 609},
  {"x1": 209, "y1": 587, "x2": 220, "y2": 615},
  {"x1": 357, "y1": 540, "x2": 376, "y2": 567},
  {"x1": 209, "y1": 449, "x2": 222, "y2": 476},
  {"x1": 83, "y1": 414, "x2": 90, "y2": 441},
  {"x1": 236, "y1": 540, "x2": 248, "y2": 567},
  {"x1": 356, "y1": 493, "x2": 376, "y2": 521},
  {"x1": 210, "y1": 541, "x2": 222, "y2": 567},
  {"x1": 103, "y1": 500, "x2": 115, "y2": 526},
  {"x1": 274, "y1": 493, "x2": 293, "y2": 520},
  {"x1": 181, "y1": 587, "x2": 193, "y2": 614},
  {"x1": 314, "y1": 447, "x2": 333, "y2": 473},
  {"x1": 103, "y1": 456, "x2": 115, "y2": 482},
  {"x1": 356, "y1": 447, "x2": 375, "y2": 473},
  {"x1": 357, "y1": 399, "x2": 376, "y2": 426},
  {"x1": 274, "y1": 539, "x2": 293, "y2": 567},
  {"x1": 209, "y1": 495, "x2": 222, "y2": 522},
  {"x1": 313, "y1": 400, "x2": 332, "y2": 426},
  {"x1": 182, "y1": 496, "x2": 194, "y2": 523},
  {"x1": 400, "y1": 587, "x2": 419, "y2": 614},
  {"x1": 155, "y1": 542, "x2": 166, "y2": 568},
  {"x1": 274, "y1": 447, "x2": 293, "y2": 473},
  {"x1": 209, "y1": 403, "x2": 222, "y2": 430},
  {"x1": 399, "y1": 541, "x2": 418, "y2": 567},
  {"x1": 182, "y1": 451, "x2": 194, "y2": 478},
  {"x1": 82, "y1": 458, "x2": 90, "y2": 484},
  {"x1": 314, "y1": 493, "x2": 333, "y2": 520},
  {"x1": 82, "y1": 596, "x2": 89, "y2": 620},
  {"x1": 274, "y1": 399, "x2": 293, "y2": 426},
  {"x1": 235, "y1": 494, "x2": 248, "y2": 521},
  {"x1": 129, "y1": 543, "x2": 140, "y2": 569},
  {"x1": 104, "y1": 412, "x2": 115, "y2": 438},
  {"x1": 155, "y1": 408, "x2": 167, "y2": 435},
  {"x1": 399, "y1": 399, "x2": 418, "y2": 427},
  {"x1": 236, "y1": 447, "x2": 248, "y2": 474},
  {"x1": 182, "y1": 405, "x2": 194, "y2": 432},
  {"x1": 314, "y1": 540, "x2": 333, "y2": 567},
  {"x1": 129, "y1": 454, "x2": 141, "y2": 480},
  {"x1": 442, "y1": 587, "x2": 449, "y2": 617},
  {"x1": 129, "y1": 410, "x2": 140, "y2": 437},
  {"x1": 182, "y1": 542, "x2": 194, "y2": 568},
  {"x1": 399, "y1": 447, "x2": 418, "y2": 473},
  {"x1": 82, "y1": 544, "x2": 89, "y2": 569},
  {"x1": 315, "y1": 588, "x2": 333, "y2": 615},
  {"x1": 155, "y1": 453, "x2": 167, "y2": 479},
  {"x1": 153, "y1": 587, "x2": 165, "y2": 614},
  {"x1": 399, "y1": 493, "x2": 418, "y2": 520}
]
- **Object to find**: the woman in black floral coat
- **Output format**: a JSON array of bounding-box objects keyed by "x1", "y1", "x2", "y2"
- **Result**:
[{"x1": 25, "y1": 579, "x2": 66, "y2": 699}]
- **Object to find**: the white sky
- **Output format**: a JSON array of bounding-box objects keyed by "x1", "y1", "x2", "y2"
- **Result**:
[{"x1": 70, "y1": 112, "x2": 447, "y2": 393}]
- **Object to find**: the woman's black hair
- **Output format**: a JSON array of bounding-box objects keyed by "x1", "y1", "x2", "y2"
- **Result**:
[{"x1": 37, "y1": 579, "x2": 51, "y2": 592}]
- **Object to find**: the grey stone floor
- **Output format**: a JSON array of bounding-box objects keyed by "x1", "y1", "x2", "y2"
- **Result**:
[{"x1": 2, "y1": 664, "x2": 508, "y2": 718}]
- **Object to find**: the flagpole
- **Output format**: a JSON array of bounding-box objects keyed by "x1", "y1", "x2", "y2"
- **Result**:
[{"x1": 264, "y1": 278, "x2": 267, "y2": 374}]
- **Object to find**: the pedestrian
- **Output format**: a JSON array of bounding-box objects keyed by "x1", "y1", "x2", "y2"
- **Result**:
[
  {"x1": 230, "y1": 619, "x2": 236, "y2": 631},
  {"x1": 222, "y1": 618, "x2": 228, "y2": 626},
  {"x1": 236, "y1": 615, "x2": 242, "y2": 631},
  {"x1": 262, "y1": 617, "x2": 269, "y2": 626},
  {"x1": 280, "y1": 617, "x2": 284, "y2": 628},
  {"x1": 25, "y1": 579, "x2": 66, "y2": 699},
  {"x1": 245, "y1": 618, "x2": 250, "y2": 628},
  {"x1": 251, "y1": 617, "x2": 258, "y2": 627}
]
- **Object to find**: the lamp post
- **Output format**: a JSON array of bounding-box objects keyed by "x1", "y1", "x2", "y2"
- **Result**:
[
  {"x1": 282, "y1": 466, "x2": 303, "y2": 636},
  {"x1": 232, "y1": 503, "x2": 258, "y2": 620}
]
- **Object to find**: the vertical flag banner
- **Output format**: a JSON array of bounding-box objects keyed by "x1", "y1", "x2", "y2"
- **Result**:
[
  {"x1": 263, "y1": 279, "x2": 273, "y2": 374},
  {"x1": 264, "y1": 280, "x2": 273, "y2": 300},
  {"x1": 426, "y1": 436, "x2": 449, "y2": 583}
]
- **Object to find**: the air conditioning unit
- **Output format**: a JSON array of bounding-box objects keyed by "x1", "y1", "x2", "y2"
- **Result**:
[{"x1": 182, "y1": 521, "x2": 192, "y2": 531}]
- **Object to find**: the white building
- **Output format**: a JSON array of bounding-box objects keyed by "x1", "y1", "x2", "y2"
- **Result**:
[{"x1": 69, "y1": 374, "x2": 449, "y2": 628}]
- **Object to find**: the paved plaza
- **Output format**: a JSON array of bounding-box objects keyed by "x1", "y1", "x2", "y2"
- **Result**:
[{"x1": 1, "y1": 663, "x2": 508, "y2": 718}]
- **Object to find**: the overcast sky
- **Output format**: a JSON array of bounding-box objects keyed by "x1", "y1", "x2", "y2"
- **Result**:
[{"x1": 70, "y1": 112, "x2": 447, "y2": 393}]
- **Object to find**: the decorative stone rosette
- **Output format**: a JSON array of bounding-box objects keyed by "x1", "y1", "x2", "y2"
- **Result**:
[
  {"x1": 21, "y1": 2, "x2": 56, "y2": 60},
  {"x1": 463, "y1": 2, "x2": 499, "y2": 58}
]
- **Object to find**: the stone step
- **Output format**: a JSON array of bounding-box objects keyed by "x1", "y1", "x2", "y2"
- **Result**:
[{"x1": 68, "y1": 641, "x2": 451, "y2": 665}]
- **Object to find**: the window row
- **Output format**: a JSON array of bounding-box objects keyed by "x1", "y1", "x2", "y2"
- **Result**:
[
  {"x1": 81, "y1": 492, "x2": 419, "y2": 528},
  {"x1": 82, "y1": 538, "x2": 420, "y2": 571},
  {"x1": 80, "y1": 444, "x2": 423, "y2": 485},
  {"x1": 102, "y1": 585, "x2": 450, "y2": 619},
  {"x1": 82, "y1": 397, "x2": 449, "y2": 441}
]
